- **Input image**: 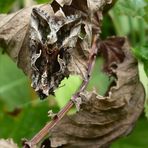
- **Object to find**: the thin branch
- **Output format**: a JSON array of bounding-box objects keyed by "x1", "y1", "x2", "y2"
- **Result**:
[{"x1": 23, "y1": 35, "x2": 98, "y2": 148}]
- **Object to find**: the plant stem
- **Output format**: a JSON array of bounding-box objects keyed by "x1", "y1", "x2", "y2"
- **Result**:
[{"x1": 23, "y1": 36, "x2": 98, "y2": 148}]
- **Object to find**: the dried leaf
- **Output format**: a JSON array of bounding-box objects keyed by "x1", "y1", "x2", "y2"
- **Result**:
[
  {"x1": 41, "y1": 39, "x2": 145, "y2": 148},
  {"x1": 29, "y1": 6, "x2": 81, "y2": 98},
  {"x1": 0, "y1": 139, "x2": 18, "y2": 148},
  {"x1": 0, "y1": 1, "x2": 145, "y2": 147},
  {"x1": 0, "y1": 4, "x2": 53, "y2": 77},
  {"x1": 97, "y1": 36, "x2": 125, "y2": 74},
  {"x1": 0, "y1": 0, "x2": 110, "y2": 100},
  {"x1": 55, "y1": 0, "x2": 73, "y2": 6},
  {"x1": 87, "y1": 0, "x2": 105, "y2": 12},
  {"x1": 0, "y1": 1, "x2": 108, "y2": 99},
  {"x1": 28, "y1": 0, "x2": 106, "y2": 98}
]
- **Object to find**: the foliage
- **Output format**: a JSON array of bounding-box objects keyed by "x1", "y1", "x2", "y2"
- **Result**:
[
  {"x1": 35, "y1": 0, "x2": 52, "y2": 4},
  {"x1": 0, "y1": 0, "x2": 15, "y2": 13},
  {"x1": 109, "y1": 0, "x2": 148, "y2": 116},
  {"x1": 132, "y1": 46, "x2": 148, "y2": 76},
  {"x1": 108, "y1": 0, "x2": 148, "y2": 146},
  {"x1": 112, "y1": 116, "x2": 148, "y2": 148},
  {"x1": 0, "y1": 53, "x2": 60, "y2": 145},
  {"x1": 0, "y1": 54, "x2": 30, "y2": 111},
  {"x1": 0, "y1": 0, "x2": 148, "y2": 147},
  {"x1": 55, "y1": 75, "x2": 82, "y2": 108},
  {"x1": 109, "y1": 0, "x2": 148, "y2": 75}
]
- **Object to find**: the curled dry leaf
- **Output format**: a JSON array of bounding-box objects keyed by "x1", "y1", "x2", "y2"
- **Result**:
[
  {"x1": 0, "y1": 0, "x2": 145, "y2": 147},
  {"x1": 55, "y1": 0, "x2": 73, "y2": 6},
  {"x1": 28, "y1": 0, "x2": 107, "y2": 98},
  {"x1": 97, "y1": 36, "x2": 125, "y2": 74},
  {"x1": 0, "y1": 0, "x2": 109, "y2": 99},
  {"x1": 41, "y1": 38, "x2": 145, "y2": 148},
  {"x1": 0, "y1": 4, "x2": 52, "y2": 77},
  {"x1": 0, "y1": 139, "x2": 18, "y2": 148},
  {"x1": 29, "y1": 6, "x2": 82, "y2": 98}
]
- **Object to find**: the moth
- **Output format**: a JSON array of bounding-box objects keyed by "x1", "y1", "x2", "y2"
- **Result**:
[{"x1": 29, "y1": 6, "x2": 81, "y2": 99}]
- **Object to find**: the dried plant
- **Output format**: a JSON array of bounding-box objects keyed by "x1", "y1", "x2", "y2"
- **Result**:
[{"x1": 0, "y1": 0, "x2": 145, "y2": 147}]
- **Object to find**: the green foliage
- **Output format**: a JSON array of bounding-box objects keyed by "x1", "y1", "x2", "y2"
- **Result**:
[
  {"x1": 55, "y1": 75, "x2": 82, "y2": 108},
  {"x1": 0, "y1": 54, "x2": 30, "y2": 111},
  {"x1": 109, "y1": 0, "x2": 148, "y2": 117},
  {"x1": 138, "y1": 63, "x2": 148, "y2": 119},
  {"x1": 132, "y1": 46, "x2": 148, "y2": 76},
  {"x1": 0, "y1": 0, "x2": 15, "y2": 13},
  {"x1": 108, "y1": 0, "x2": 148, "y2": 147},
  {"x1": 35, "y1": 0, "x2": 53, "y2": 4},
  {"x1": 109, "y1": 0, "x2": 148, "y2": 46},
  {"x1": 54, "y1": 58, "x2": 111, "y2": 109},
  {"x1": 88, "y1": 58, "x2": 112, "y2": 95},
  {"x1": 0, "y1": 53, "x2": 58, "y2": 146},
  {"x1": 112, "y1": 0, "x2": 147, "y2": 17},
  {"x1": 0, "y1": 100, "x2": 51, "y2": 146},
  {"x1": 112, "y1": 116, "x2": 148, "y2": 148},
  {"x1": 35, "y1": 0, "x2": 47, "y2": 4}
]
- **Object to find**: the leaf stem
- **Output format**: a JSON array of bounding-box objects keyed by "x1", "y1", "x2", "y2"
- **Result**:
[{"x1": 23, "y1": 36, "x2": 98, "y2": 148}]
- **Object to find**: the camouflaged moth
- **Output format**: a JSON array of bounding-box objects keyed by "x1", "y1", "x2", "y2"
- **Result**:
[{"x1": 29, "y1": 7, "x2": 81, "y2": 99}]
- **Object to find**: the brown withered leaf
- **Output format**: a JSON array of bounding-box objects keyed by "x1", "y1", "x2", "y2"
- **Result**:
[
  {"x1": 29, "y1": 0, "x2": 111, "y2": 99},
  {"x1": 97, "y1": 36, "x2": 125, "y2": 74},
  {"x1": 55, "y1": 0, "x2": 113, "y2": 12},
  {"x1": 0, "y1": 0, "x2": 145, "y2": 147},
  {"x1": 41, "y1": 39, "x2": 145, "y2": 148},
  {"x1": 29, "y1": 0, "x2": 109, "y2": 98},
  {"x1": 55, "y1": 0, "x2": 73, "y2": 6},
  {"x1": 0, "y1": 0, "x2": 110, "y2": 99},
  {"x1": 0, "y1": 4, "x2": 53, "y2": 77}
]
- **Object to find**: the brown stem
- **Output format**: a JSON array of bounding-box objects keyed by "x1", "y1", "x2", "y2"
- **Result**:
[{"x1": 23, "y1": 35, "x2": 98, "y2": 148}]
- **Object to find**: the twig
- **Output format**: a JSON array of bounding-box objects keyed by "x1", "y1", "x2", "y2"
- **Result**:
[{"x1": 23, "y1": 35, "x2": 98, "y2": 148}]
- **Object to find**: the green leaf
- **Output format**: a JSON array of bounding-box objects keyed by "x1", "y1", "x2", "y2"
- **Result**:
[
  {"x1": 0, "y1": 54, "x2": 58, "y2": 147},
  {"x1": 112, "y1": 116, "x2": 148, "y2": 148},
  {"x1": 35, "y1": 0, "x2": 53, "y2": 4},
  {"x1": 0, "y1": 0, "x2": 15, "y2": 13},
  {"x1": 132, "y1": 46, "x2": 148, "y2": 76},
  {"x1": 0, "y1": 54, "x2": 31, "y2": 111},
  {"x1": 0, "y1": 99, "x2": 56, "y2": 146},
  {"x1": 113, "y1": 0, "x2": 147, "y2": 17},
  {"x1": 132, "y1": 46, "x2": 148, "y2": 61},
  {"x1": 54, "y1": 58, "x2": 112, "y2": 109},
  {"x1": 88, "y1": 58, "x2": 112, "y2": 96},
  {"x1": 138, "y1": 63, "x2": 148, "y2": 118},
  {"x1": 132, "y1": 47, "x2": 148, "y2": 116},
  {"x1": 143, "y1": 60, "x2": 148, "y2": 77},
  {"x1": 55, "y1": 75, "x2": 82, "y2": 108},
  {"x1": 109, "y1": 0, "x2": 148, "y2": 43},
  {"x1": 144, "y1": 1, "x2": 148, "y2": 22}
]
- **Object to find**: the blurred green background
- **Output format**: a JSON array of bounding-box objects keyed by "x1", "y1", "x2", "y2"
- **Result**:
[{"x1": 0, "y1": 0, "x2": 148, "y2": 147}]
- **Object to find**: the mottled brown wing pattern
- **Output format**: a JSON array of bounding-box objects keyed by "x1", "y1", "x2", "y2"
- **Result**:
[{"x1": 29, "y1": 7, "x2": 82, "y2": 99}]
